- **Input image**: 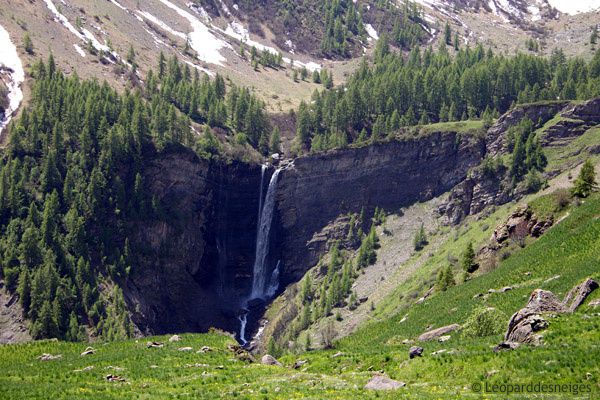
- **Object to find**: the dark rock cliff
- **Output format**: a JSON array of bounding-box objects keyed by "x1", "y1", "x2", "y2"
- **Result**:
[
  {"x1": 123, "y1": 147, "x2": 264, "y2": 335},
  {"x1": 274, "y1": 131, "x2": 486, "y2": 283},
  {"x1": 119, "y1": 98, "x2": 600, "y2": 338},
  {"x1": 122, "y1": 131, "x2": 486, "y2": 336}
]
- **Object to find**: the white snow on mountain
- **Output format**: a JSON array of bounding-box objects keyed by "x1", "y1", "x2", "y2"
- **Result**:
[
  {"x1": 364, "y1": 23, "x2": 379, "y2": 40},
  {"x1": 0, "y1": 24, "x2": 25, "y2": 136},
  {"x1": 547, "y1": 0, "x2": 600, "y2": 15},
  {"x1": 157, "y1": 0, "x2": 230, "y2": 65}
]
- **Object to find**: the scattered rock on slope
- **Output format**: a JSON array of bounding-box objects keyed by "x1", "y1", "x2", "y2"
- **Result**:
[
  {"x1": 498, "y1": 278, "x2": 598, "y2": 349},
  {"x1": 409, "y1": 346, "x2": 423, "y2": 359},
  {"x1": 364, "y1": 375, "x2": 406, "y2": 390},
  {"x1": 418, "y1": 324, "x2": 461, "y2": 341},
  {"x1": 261, "y1": 354, "x2": 282, "y2": 367}
]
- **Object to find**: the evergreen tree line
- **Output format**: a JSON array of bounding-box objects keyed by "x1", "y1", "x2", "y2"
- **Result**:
[
  {"x1": 0, "y1": 57, "x2": 163, "y2": 340},
  {"x1": 294, "y1": 45, "x2": 600, "y2": 153},
  {"x1": 147, "y1": 52, "x2": 274, "y2": 156},
  {"x1": 320, "y1": 0, "x2": 427, "y2": 57}
]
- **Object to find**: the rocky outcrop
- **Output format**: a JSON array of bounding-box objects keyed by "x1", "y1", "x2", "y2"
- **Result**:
[
  {"x1": 500, "y1": 279, "x2": 598, "y2": 347},
  {"x1": 275, "y1": 131, "x2": 485, "y2": 282},
  {"x1": 477, "y1": 205, "x2": 554, "y2": 259},
  {"x1": 409, "y1": 346, "x2": 424, "y2": 358},
  {"x1": 439, "y1": 164, "x2": 512, "y2": 224},
  {"x1": 261, "y1": 354, "x2": 282, "y2": 366},
  {"x1": 418, "y1": 324, "x2": 461, "y2": 341},
  {"x1": 441, "y1": 98, "x2": 600, "y2": 224},
  {"x1": 0, "y1": 283, "x2": 31, "y2": 344},
  {"x1": 123, "y1": 145, "x2": 264, "y2": 336},
  {"x1": 541, "y1": 98, "x2": 600, "y2": 148},
  {"x1": 486, "y1": 101, "x2": 570, "y2": 156}
]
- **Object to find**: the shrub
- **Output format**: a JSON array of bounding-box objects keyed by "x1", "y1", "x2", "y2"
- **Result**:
[{"x1": 462, "y1": 307, "x2": 507, "y2": 338}]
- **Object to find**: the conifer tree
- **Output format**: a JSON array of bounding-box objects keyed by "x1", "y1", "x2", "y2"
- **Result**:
[{"x1": 572, "y1": 160, "x2": 597, "y2": 198}]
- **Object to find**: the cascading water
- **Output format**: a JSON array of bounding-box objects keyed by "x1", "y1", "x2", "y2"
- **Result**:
[
  {"x1": 238, "y1": 165, "x2": 283, "y2": 345},
  {"x1": 250, "y1": 168, "x2": 282, "y2": 300},
  {"x1": 238, "y1": 312, "x2": 248, "y2": 345}
]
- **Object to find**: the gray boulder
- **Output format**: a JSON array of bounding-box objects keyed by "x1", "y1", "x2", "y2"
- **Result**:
[
  {"x1": 364, "y1": 375, "x2": 406, "y2": 390},
  {"x1": 261, "y1": 354, "x2": 282, "y2": 367},
  {"x1": 409, "y1": 346, "x2": 423, "y2": 359},
  {"x1": 418, "y1": 324, "x2": 461, "y2": 341}
]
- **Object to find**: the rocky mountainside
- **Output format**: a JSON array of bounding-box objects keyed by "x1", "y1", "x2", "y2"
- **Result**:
[{"x1": 83, "y1": 97, "x2": 597, "y2": 342}]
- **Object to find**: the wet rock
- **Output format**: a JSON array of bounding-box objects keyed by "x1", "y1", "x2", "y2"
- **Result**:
[{"x1": 364, "y1": 375, "x2": 406, "y2": 390}]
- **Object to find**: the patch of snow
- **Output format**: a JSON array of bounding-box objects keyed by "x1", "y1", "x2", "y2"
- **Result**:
[
  {"x1": 157, "y1": 0, "x2": 229, "y2": 65},
  {"x1": 0, "y1": 24, "x2": 25, "y2": 136},
  {"x1": 82, "y1": 29, "x2": 110, "y2": 53},
  {"x1": 547, "y1": 0, "x2": 600, "y2": 15},
  {"x1": 222, "y1": 21, "x2": 280, "y2": 55},
  {"x1": 73, "y1": 44, "x2": 86, "y2": 57},
  {"x1": 43, "y1": 0, "x2": 85, "y2": 39},
  {"x1": 137, "y1": 11, "x2": 187, "y2": 39},
  {"x1": 184, "y1": 60, "x2": 214, "y2": 77},
  {"x1": 216, "y1": 0, "x2": 232, "y2": 17},
  {"x1": 43, "y1": 0, "x2": 122, "y2": 60},
  {"x1": 527, "y1": 5, "x2": 541, "y2": 21},
  {"x1": 297, "y1": 61, "x2": 321, "y2": 72},
  {"x1": 108, "y1": 0, "x2": 127, "y2": 11},
  {"x1": 364, "y1": 23, "x2": 379, "y2": 41},
  {"x1": 187, "y1": 2, "x2": 211, "y2": 21},
  {"x1": 233, "y1": 3, "x2": 239, "y2": 11}
]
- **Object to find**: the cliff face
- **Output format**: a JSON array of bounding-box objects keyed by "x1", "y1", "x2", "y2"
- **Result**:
[
  {"x1": 441, "y1": 98, "x2": 600, "y2": 224},
  {"x1": 274, "y1": 131, "x2": 486, "y2": 282},
  {"x1": 119, "y1": 98, "x2": 600, "y2": 338},
  {"x1": 123, "y1": 146, "x2": 263, "y2": 335},
  {"x1": 122, "y1": 132, "x2": 486, "y2": 336}
]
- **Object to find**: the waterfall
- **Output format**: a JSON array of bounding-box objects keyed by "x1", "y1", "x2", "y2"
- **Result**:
[
  {"x1": 256, "y1": 165, "x2": 267, "y2": 229},
  {"x1": 266, "y1": 260, "x2": 281, "y2": 298},
  {"x1": 250, "y1": 168, "x2": 282, "y2": 300},
  {"x1": 238, "y1": 312, "x2": 248, "y2": 345}
]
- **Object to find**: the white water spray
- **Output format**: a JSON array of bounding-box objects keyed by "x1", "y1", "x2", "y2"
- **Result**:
[
  {"x1": 250, "y1": 168, "x2": 282, "y2": 299},
  {"x1": 238, "y1": 312, "x2": 248, "y2": 345}
]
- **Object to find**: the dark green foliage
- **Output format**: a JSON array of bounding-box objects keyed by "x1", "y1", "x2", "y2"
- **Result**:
[
  {"x1": 413, "y1": 223, "x2": 427, "y2": 251},
  {"x1": 444, "y1": 22, "x2": 451, "y2": 45},
  {"x1": 436, "y1": 265, "x2": 455, "y2": 292},
  {"x1": 23, "y1": 33, "x2": 34, "y2": 55},
  {"x1": 296, "y1": 46, "x2": 600, "y2": 152},
  {"x1": 461, "y1": 306, "x2": 506, "y2": 338},
  {"x1": 508, "y1": 118, "x2": 547, "y2": 182},
  {"x1": 572, "y1": 160, "x2": 597, "y2": 198},
  {"x1": 461, "y1": 242, "x2": 477, "y2": 273}
]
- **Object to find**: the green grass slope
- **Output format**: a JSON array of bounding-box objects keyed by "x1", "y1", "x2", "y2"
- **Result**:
[{"x1": 1, "y1": 195, "x2": 599, "y2": 399}]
